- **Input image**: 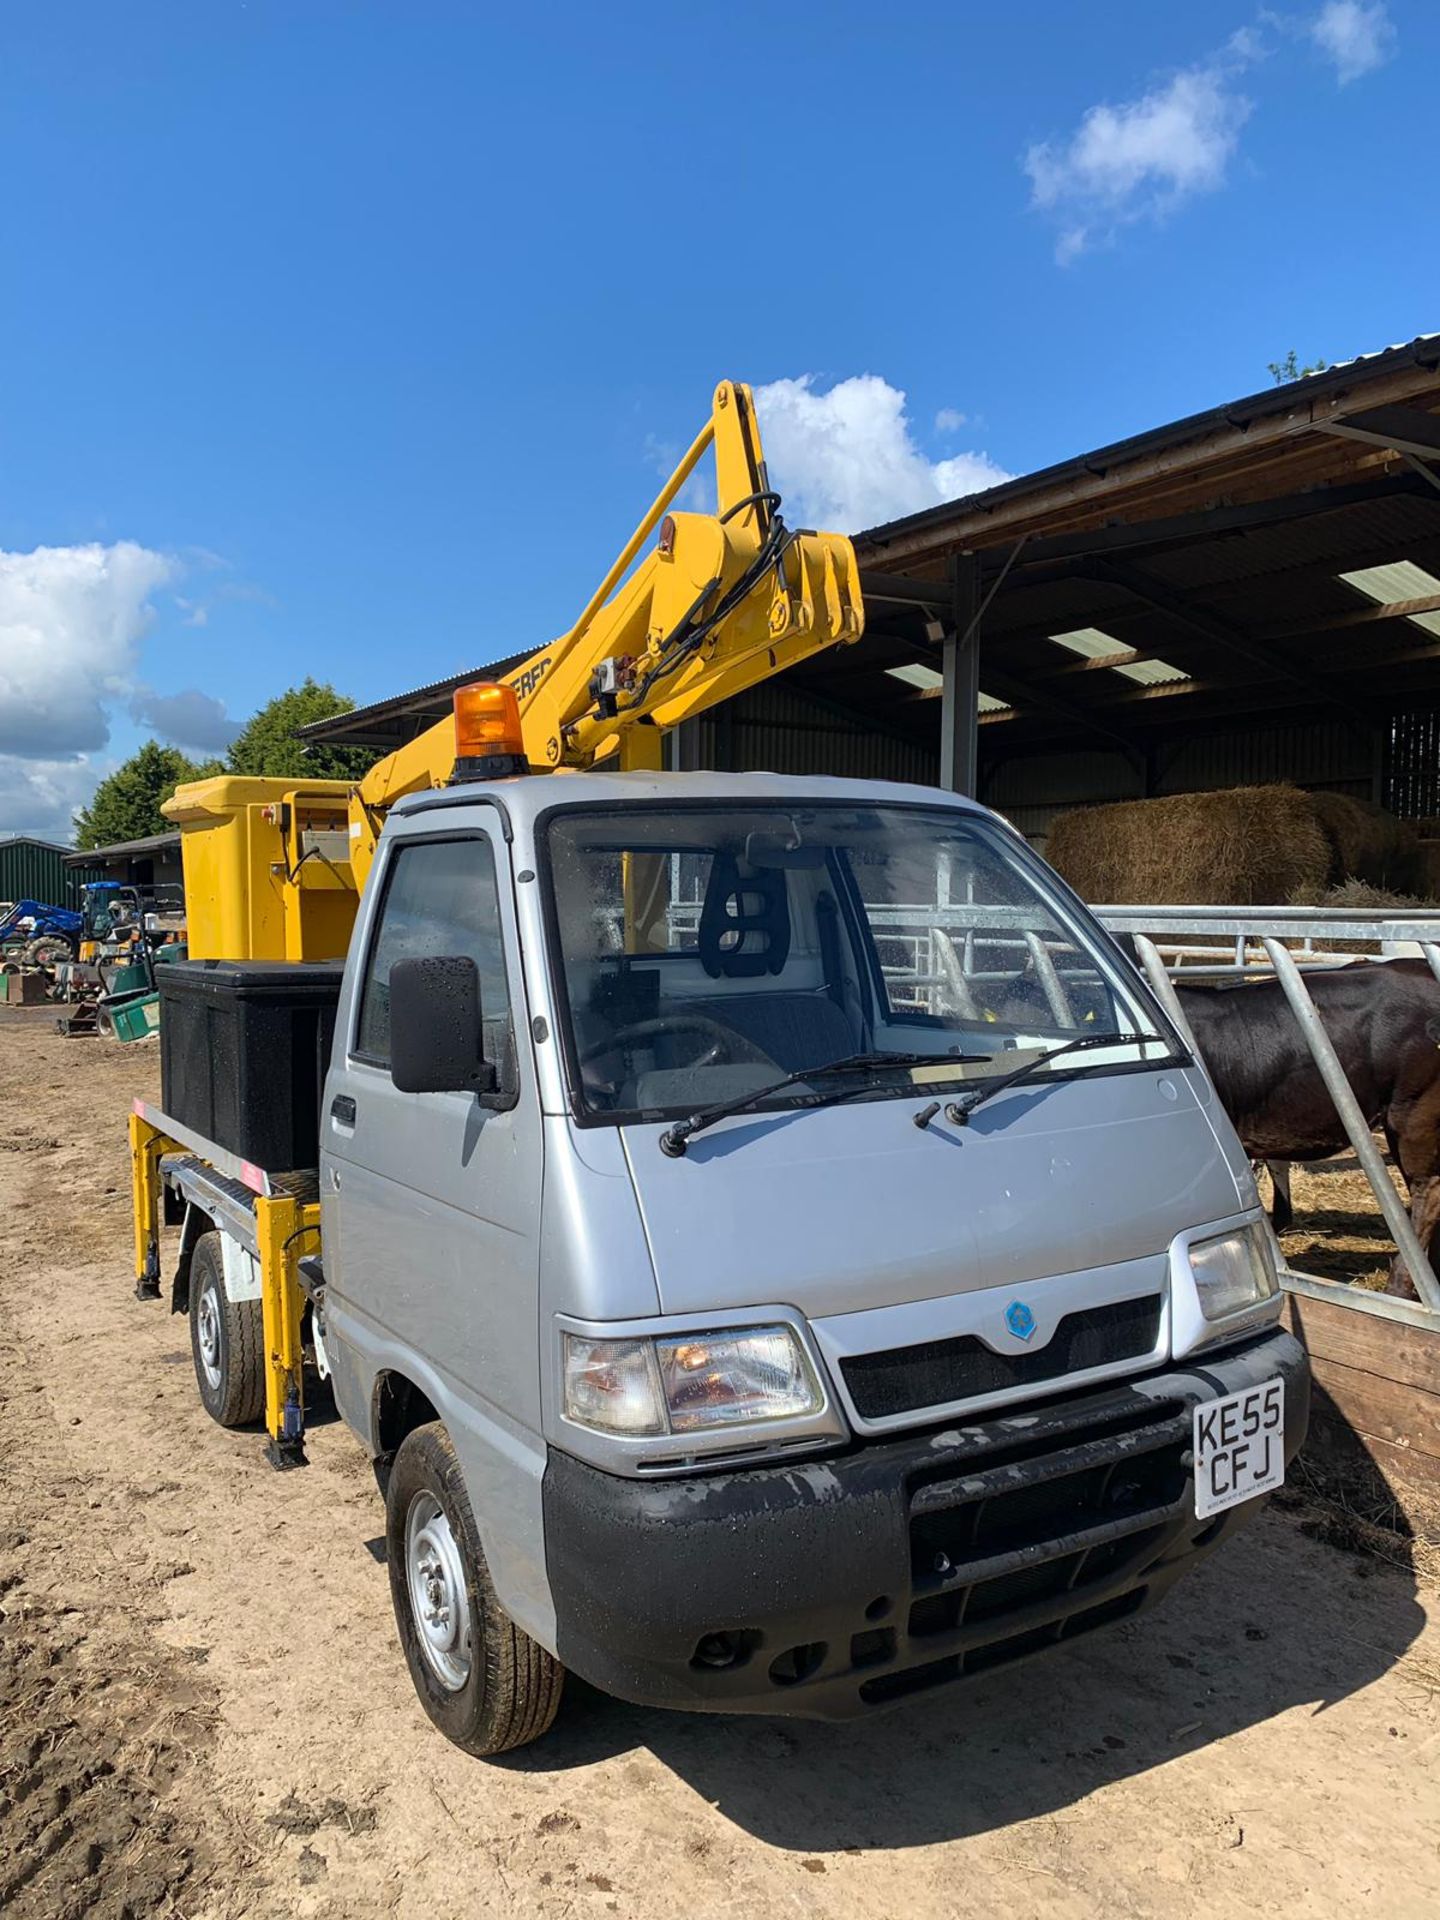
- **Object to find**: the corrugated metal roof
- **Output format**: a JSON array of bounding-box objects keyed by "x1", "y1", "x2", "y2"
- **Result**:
[
  {"x1": 1339, "y1": 561, "x2": 1440, "y2": 637},
  {"x1": 856, "y1": 333, "x2": 1440, "y2": 550},
  {"x1": 297, "y1": 652, "x2": 532, "y2": 748},
  {"x1": 62, "y1": 830, "x2": 182, "y2": 865},
  {"x1": 0, "y1": 833, "x2": 73, "y2": 852},
  {"x1": 1311, "y1": 335, "x2": 1440, "y2": 375}
]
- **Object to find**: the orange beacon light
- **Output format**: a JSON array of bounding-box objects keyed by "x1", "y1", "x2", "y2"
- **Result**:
[{"x1": 451, "y1": 682, "x2": 529, "y2": 782}]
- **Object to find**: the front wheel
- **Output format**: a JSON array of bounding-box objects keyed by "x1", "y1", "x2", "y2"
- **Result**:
[{"x1": 385, "y1": 1422, "x2": 564, "y2": 1756}]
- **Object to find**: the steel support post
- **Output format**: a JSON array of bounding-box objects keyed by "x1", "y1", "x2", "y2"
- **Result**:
[{"x1": 940, "y1": 552, "x2": 981, "y2": 796}]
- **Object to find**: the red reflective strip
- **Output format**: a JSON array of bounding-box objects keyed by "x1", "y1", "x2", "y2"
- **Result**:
[{"x1": 239, "y1": 1160, "x2": 266, "y2": 1194}]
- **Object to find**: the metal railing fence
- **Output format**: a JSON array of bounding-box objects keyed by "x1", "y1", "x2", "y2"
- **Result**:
[{"x1": 1095, "y1": 905, "x2": 1440, "y2": 1328}]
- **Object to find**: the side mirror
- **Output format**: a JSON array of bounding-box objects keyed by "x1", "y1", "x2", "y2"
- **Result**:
[{"x1": 389, "y1": 955, "x2": 498, "y2": 1095}]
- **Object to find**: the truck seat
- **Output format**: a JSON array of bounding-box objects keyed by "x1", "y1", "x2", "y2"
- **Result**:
[{"x1": 682, "y1": 991, "x2": 858, "y2": 1075}]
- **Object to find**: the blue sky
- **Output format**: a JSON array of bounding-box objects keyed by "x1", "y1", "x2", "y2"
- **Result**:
[{"x1": 2, "y1": 0, "x2": 1434, "y2": 837}]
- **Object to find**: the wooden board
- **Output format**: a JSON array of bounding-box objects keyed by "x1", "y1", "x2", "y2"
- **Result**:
[
  {"x1": 1282, "y1": 1291, "x2": 1440, "y2": 1538},
  {"x1": 1286, "y1": 1291, "x2": 1440, "y2": 1396}
]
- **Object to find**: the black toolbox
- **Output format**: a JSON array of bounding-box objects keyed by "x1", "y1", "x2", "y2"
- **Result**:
[{"x1": 159, "y1": 960, "x2": 346, "y2": 1172}]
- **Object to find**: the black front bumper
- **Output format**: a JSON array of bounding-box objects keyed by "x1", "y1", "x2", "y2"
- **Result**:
[{"x1": 543, "y1": 1328, "x2": 1309, "y2": 1721}]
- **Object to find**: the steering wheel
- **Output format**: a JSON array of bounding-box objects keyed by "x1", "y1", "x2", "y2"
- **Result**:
[{"x1": 579, "y1": 1012, "x2": 775, "y2": 1072}]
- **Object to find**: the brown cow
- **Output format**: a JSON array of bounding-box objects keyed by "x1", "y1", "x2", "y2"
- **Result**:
[{"x1": 1175, "y1": 959, "x2": 1440, "y2": 1300}]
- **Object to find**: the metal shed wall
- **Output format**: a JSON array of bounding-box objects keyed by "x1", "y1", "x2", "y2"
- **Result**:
[
  {"x1": 674, "y1": 682, "x2": 939, "y2": 785},
  {"x1": 0, "y1": 838, "x2": 104, "y2": 909},
  {"x1": 1389, "y1": 710, "x2": 1440, "y2": 820}
]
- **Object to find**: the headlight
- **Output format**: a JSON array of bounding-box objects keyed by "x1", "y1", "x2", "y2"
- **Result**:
[
  {"x1": 562, "y1": 1325, "x2": 822, "y2": 1437},
  {"x1": 656, "y1": 1328, "x2": 821, "y2": 1432},
  {"x1": 1189, "y1": 1226, "x2": 1278, "y2": 1320},
  {"x1": 562, "y1": 1336, "x2": 665, "y2": 1435}
]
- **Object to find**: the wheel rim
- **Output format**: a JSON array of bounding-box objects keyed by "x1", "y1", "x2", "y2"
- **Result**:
[
  {"x1": 405, "y1": 1491, "x2": 473, "y2": 1692},
  {"x1": 195, "y1": 1279, "x2": 222, "y2": 1391}
]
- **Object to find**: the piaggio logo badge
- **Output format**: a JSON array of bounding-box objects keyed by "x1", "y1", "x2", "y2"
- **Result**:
[{"x1": 1004, "y1": 1300, "x2": 1037, "y2": 1342}]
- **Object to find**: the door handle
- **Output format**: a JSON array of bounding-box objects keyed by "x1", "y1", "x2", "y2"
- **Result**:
[{"x1": 330, "y1": 1095, "x2": 357, "y2": 1126}]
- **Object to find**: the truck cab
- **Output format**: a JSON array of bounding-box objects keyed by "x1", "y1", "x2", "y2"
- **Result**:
[{"x1": 310, "y1": 768, "x2": 1307, "y2": 1749}]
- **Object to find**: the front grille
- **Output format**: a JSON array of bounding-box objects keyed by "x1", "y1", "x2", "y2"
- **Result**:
[
  {"x1": 676, "y1": 1376, "x2": 1254, "y2": 1720},
  {"x1": 860, "y1": 1589, "x2": 1149, "y2": 1705},
  {"x1": 841, "y1": 1293, "x2": 1163, "y2": 1419},
  {"x1": 845, "y1": 1391, "x2": 1193, "y2": 1704}
]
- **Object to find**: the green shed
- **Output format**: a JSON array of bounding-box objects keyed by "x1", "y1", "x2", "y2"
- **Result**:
[{"x1": 0, "y1": 836, "x2": 106, "y2": 911}]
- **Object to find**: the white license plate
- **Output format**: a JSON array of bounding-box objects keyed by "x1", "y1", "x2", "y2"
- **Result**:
[{"x1": 1192, "y1": 1377, "x2": 1285, "y2": 1519}]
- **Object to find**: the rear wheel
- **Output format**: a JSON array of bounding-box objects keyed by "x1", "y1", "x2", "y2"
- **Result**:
[
  {"x1": 385, "y1": 1422, "x2": 564, "y2": 1755},
  {"x1": 189, "y1": 1231, "x2": 265, "y2": 1427}
]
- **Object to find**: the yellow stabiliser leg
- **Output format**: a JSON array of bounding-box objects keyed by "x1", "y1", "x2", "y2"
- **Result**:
[
  {"x1": 254, "y1": 1194, "x2": 319, "y2": 1470},
  {"x1": 129, "y1": 1111, "x2": 170, "y2": 1301}
]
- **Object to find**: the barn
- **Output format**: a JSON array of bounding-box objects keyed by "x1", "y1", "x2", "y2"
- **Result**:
[
  {"x1": 0, "y1": 834, "x2": 105, "y2": 910},
  {"x1": 62, "y1": 830, "x2": 186, "y2": 894}
]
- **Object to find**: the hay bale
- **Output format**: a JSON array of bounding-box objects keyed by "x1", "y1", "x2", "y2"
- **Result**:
[
  {"x1": 1308, "y1": 878, "x2": 1439, "y2": 911},
  {"x1": 1046, "y1": 784, "x2": 1332, "y2": 904},
  {"x1": 1308, "y1": 792, "x2": 1424, "y2": 893},
  {"x1": 1282, "y1": 876, "x2": 1440, "y2": 953}
]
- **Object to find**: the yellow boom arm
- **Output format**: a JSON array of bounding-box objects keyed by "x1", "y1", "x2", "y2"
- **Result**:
[
  {"x1": 166, "y1": 380, "x2": 864, "y2": 959},
  {"x1": 346, "y1": 379, "x2": 863, "y2": 889}
]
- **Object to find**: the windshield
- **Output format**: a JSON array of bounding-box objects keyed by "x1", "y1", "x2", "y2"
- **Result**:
[{"x1": 543, "y1": 802, "x2": 1177, "y2": 1124}]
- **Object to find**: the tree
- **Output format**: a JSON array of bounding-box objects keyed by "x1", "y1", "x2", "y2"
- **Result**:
[
  {"x1": 74, "y1": 741, "x2": 219, "y2": 850},
  {"x1": 224, "y1": 678, "x2": 380, "y2": 782},
  {"x1": 1268, "y1": 349, "x2": 1328, "y2": 386}
]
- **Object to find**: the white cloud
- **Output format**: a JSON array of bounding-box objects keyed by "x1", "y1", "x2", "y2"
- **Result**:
[
  {"x1": 0, "y1": 539, "x2": 282, "y2": 842},
  {"x1": 0, "y1": 539, "x2": 245, "y2": 843},
  {"x1": 1226, "y1": 24, "x2": 1270, "y2": 65},
  {"x1": 934, "y1": 407, "x2": 969, "y2": 434},
  {"x1": 753, "y1": 375, "x2": 1011, "y2": 531},
  {"x1": 1024, "y1": 61, "x2": 1252, "y2": 261},
  {"x1": 0, "y1": 756, "x2": 107, "y2": 844},
  {"x1": 0, "y1": 542, "x2": 175, "y2": 759},
  {"x1": 1025, "y1": 12, "x2": 1397, "y2": 261},
  {"x1": 1309, "y1": 1, "x2": 1394, "y2": 82},
  {"x1": 128, "y1": 687, "x2": 238, "y2": 755}
]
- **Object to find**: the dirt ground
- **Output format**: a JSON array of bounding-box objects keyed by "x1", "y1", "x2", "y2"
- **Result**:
[{"x1": 2, "y1": 1011, "x2": 1438, "y2": 1920}]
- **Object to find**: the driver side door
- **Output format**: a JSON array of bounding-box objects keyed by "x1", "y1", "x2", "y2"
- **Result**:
[{"x1": 323, "y1": 814, "x2": 542, "y2": 1443}]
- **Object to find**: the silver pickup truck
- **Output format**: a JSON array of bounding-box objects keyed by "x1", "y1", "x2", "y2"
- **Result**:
[{"x1": 153, "y1": 769, "x2": 1309, "y2": 1756}]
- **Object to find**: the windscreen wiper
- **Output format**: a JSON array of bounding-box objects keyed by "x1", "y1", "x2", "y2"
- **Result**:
[
  {"x1": 658, "y1": 1050, "x2": 987, "y2": 1157},
  {"x1": 943, "y1": 1030, "x2": 1167, "y2": 1127}
]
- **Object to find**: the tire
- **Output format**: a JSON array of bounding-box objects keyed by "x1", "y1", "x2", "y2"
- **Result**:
[
  {"x1": 189, "y1": 1231, "x2": 265, "y2": 1428},
  {"x1": 385, "y1": 1422, "x2": 564, "y2": 1756}
]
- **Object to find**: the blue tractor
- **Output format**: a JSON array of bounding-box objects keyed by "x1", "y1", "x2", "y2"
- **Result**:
[{"x1": 0, "y1": 898, "x2": 85, "y2": 964}]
